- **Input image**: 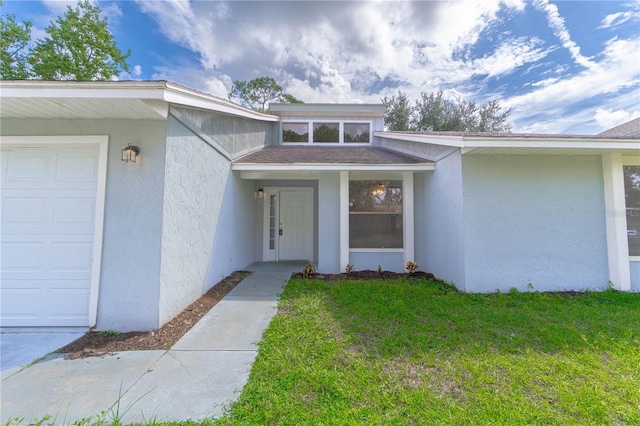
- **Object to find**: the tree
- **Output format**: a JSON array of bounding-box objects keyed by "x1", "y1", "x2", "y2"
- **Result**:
[
  {"x1": 381, "y1": 91, "x2": 413, "y2": 131},
  {"x1": 28, "y1": 1, "x2": 130, "y2": 80},
  {"x1": 382, "y1": 90, "x2": 512, "y2": 133},
  {"x1": 0, "y1": 1, "x2": 33, "y2": 79},
  {"x1": 228, "y1": 76, "x2": 302, "y2": 112}
]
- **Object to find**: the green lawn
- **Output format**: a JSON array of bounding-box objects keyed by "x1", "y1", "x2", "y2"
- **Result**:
[{"x1": 212, "y1": 277, "x2": 640, "y2": 425}]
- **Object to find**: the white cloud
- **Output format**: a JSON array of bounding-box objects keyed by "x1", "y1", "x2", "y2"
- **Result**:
[
  {"x1": 132, "y1": 0, "x2": 638, "y2": 134},
  {"x1": 599, "y1": 0, "x2": 640, "y2": 28},
  {"x1": 532, "y1": 0, "x2": 595, "y2": 69},
  {"x1": 504, "y1": 36, "x2": 640, "y2": 132},
  {"x1": 135, "y1": 0, "x2": 530, "y2": 103},
  {"x1": 594, "y1": 108, "x2": 640, "y2": 130}
]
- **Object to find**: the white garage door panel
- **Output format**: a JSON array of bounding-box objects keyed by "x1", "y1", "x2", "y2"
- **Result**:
[{"x1": 1, "y1": 145, "x2": 99, "y2": 327}]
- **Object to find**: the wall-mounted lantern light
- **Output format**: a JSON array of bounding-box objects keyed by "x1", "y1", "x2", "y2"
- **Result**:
[
  {"x1": 121, "y1": 144, "x2": 140, "y2": 163},
  {"x1": 255, "y1": 188, "x2": 264, "y2": 200}
]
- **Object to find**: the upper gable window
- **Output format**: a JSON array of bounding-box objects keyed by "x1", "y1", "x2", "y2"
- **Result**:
[
  {"x1": 313, "y1": 123, "x2": 340, "y2": 143},
  {"x1": 344, "y1": 123, "x2": 370, "y2": 143},
  {"x1": 281, "y1": 121, "x2": 371, "y2": 144},
  {"x1": 282, "y1": 123, "x2": 309, "y2": 143}
]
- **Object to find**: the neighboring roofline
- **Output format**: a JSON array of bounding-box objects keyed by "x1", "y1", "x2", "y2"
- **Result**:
[
  {"x1": 0, "y1": 80, "x2": 279, "y2": 122},
  {"x1": 270, "y1": 103, "x2": 386, "y2": 118},
  {"x1": 376, "y1": 131, "x2": 640, "y2": 152},
  {"x1": 598, "y1": 117, "x2": 640, "y2": 137}
]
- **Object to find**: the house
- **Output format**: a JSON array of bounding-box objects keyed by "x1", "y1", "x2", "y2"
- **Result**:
[{"x1": 1, "y1": 80, "x2": 638, "y2": 332}]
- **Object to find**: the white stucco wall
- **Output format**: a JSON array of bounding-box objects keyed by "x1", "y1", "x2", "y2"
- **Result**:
[
  {"x1": 416, "y1": 150, "x2": 466, "y2": 289},
  {"x1": 349, "y1": 252, "x2": 405, "y2": 272},
  {"x1": 159, "y1": 116, "x2": 236, "y2": 326},
  {"x1": 205, "y1": 171, "x2": 258, "y2": 286},
  {"x1": 1, "y1": 118, "x2": 167, "y2": 331},
  {"x1": 462, "y1": 155, "x2": 609, "y2": 292},
  {"x1": 630, "y1": 262, "x2": 640, "y2": 292}
]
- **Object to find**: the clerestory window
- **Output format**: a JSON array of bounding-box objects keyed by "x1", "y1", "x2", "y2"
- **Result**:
[{"x1": 282, "y1": 121, "x2": 371, "y2": 144}]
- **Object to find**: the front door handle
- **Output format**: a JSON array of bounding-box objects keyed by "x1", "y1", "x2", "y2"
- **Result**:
[{"x1": 279, "y1": 229, "x2": 283, "y2": 236}]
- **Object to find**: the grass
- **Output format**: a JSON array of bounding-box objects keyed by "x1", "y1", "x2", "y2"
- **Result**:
[{"x1": 211, "y1": 277, "x2": 640, "y2": 425}]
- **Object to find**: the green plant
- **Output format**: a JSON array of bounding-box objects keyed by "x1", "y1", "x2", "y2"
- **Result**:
[
  {"x1": 345, "y1": 264, "x2": 355, "y2": 274},
  {"x1": 301, "y1": 262, "x2": 316, "y2": 278},
  {"x1": 377, "y1": 265, "x2": 383, "y2": 274},
  {"x1": 97, "y1": 330, "x2": 120, "y2": 337},
  {"x1": 405, "y1": 261, "x2": 418, "y2": 274}
]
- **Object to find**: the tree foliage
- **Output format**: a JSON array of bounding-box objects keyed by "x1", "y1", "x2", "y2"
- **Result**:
[
  {"x1": 28, "y1": 1, "x2": 130, "y2": 80},
  {"x1": 381, "y1": 91, "x2": 413, "y2": 131},
  {"x1": 0, "y1": 1, "x2": 32, "y2": 79},
  {"x1": 229, "y1": 76, "x2": 302, "y2": 112},
  {"x1": 383, "y1": 90, "x2": 512, "y2": 133}
]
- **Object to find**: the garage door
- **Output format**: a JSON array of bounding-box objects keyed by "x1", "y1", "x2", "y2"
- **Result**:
[{"x1": 1, "y1": 145, "x2": 100, "y2": 327}]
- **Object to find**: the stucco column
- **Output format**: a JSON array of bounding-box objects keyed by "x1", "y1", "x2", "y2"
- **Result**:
[
  {"x1": 602, "y1": 153, "x2": 631, "y2": 291},
  {"x1": 339, "y1": 171, "x2": 349, "y2": 272},
  {"x1": 403, "y1": 171, "x2": 415, "y2": 267}
]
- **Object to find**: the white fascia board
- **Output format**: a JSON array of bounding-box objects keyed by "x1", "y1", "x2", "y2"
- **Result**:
[
  {"x1": 0, "y1": 80, "x2": 168, "y2": 99},
  {"x1": 374, "y1": 131, "x2": 465, "y2": 147},
  {"x1": 233, "y1": 163, "x2": 435, "y2": 172},
  {"x1": 164, "y1": 83, "x2": 279, "y2": 122},
  {"x1": 462, "y1": 137, "x2": 640, "y2": 150}
]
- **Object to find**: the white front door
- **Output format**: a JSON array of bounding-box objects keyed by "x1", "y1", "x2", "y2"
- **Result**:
[
  {"x1": 263, "y1": 188, "x2": 313, "y2": 262},
  {"x1": 1, "y1": 145, "x2": 100, "y2": 327}
]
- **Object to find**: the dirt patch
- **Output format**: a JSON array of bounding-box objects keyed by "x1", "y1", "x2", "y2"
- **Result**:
[
  {"x1": 59, "y1": 271, "x2": 250, "y2": 360},
  {"x1": 292, "y1": 270, "x2": 438, "y2": 282}
]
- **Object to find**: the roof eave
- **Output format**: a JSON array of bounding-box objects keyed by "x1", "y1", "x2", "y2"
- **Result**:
[{"x1": 232, "y1": 163, "x2": 435, "y2": 171}]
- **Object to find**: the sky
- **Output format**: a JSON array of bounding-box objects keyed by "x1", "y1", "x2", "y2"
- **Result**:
[{"x1": 4, "y1": 0, "x2": 640, "y2": 134}]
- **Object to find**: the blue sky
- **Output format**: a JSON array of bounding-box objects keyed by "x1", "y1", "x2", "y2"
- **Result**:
[{"x1": 4, "y1": 0, "x2": 640, "y2": 134}]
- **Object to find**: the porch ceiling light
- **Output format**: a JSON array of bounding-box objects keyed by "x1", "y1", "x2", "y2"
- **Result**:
[
  {"x1": 121, "y1": 144, "x2": 140, "y2": 163},
  {"x1": 372, "y1": 183, "x2": 385, "y2": 196},
  {"x1": 255, "y1": 188, "x2": 264, "y2": 200}
]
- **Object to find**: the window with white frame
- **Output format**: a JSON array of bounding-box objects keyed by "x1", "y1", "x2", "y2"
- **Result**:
[
  {"x1": 313, "y1": 122, "x2": 339, "y2": 143},
  {"x1": 282, "y1": 122, "x2": 309, "y2": 143},
  {"x1": 344, "y1": 123, "x2": 370, "y2": 143},
  {"x1": 281, "y1": 121, "x2": 371, "y2": 144},
  {"x1": 349, "y1": 180, "x2": 403, "y2": 248},
  {"x1": 624, "y1": 165, "x2": 640, "y2": 256}
]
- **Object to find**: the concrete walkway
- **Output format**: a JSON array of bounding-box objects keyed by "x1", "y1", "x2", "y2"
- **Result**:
[{"x1": 1, "y1": 263, "x2": 300, "y2": 424}]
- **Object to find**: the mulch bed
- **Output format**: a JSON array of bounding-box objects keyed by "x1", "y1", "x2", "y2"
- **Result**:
[
  {"x1": 292, "y1": 270, "x2": 438, "y2": 281},
  {"x1": 58, "y1": 269, "x2": 445, "y2": 360},
  {"x1": 59, "y1": 271, "x2": 250, "y2": 359}
]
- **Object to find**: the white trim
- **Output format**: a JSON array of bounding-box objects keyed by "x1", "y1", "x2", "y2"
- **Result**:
[
  {"x1": 602, "y1": 153, "x2": 631, "y2": 291},
  {"x1": 349, "y1": 248, "x2": 404, "y2": 253},
  {"x1": 233, "y1": 163, "x2": 435, "y2": 171},
  {"x1": 375, "y1": 130, "x2": 640, "y2": 151},
  {"x1": 0, "y1": 135, "x2": 108, "y2": 328},
  {"x1": 403, "y1": 171, "x2": 415, "y2": 266},
  {"x1": 630, "y1": 257, "x2": 640, "y2": 261},
  {"x1": 262, "y1": 189, "x2": 278, "y2": 262},
  {"x1": 339, "y1": 171, "x2": 350, "y2": 272},
  {"x1": 262, "y1": 187, "x2": 314, "y2": 262},
  {"x1": 240, "y1": 171, "x2": 320, "y2": 180}
]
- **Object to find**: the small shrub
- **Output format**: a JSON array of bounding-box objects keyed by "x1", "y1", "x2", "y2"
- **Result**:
[
  {"x1": 301, "y1": 262, "x2": 316, "y2": 278},
  {"x1": 345, "y1": 263, "x2": 355, "y2": 274},
  {"x1": 405, "y1": 261, "x2": 418, "y2": 274},
  {"x1": 377, "y1": 265, "x2": 383, "y2": 274}
]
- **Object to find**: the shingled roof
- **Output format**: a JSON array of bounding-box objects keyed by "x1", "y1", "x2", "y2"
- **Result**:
[{"x1": 234, "y1": 146, "x2": 430, "y2": 165}]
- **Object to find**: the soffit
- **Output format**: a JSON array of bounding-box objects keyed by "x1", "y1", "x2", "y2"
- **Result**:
[{"x1": 1, "y1": 97, "x2": 168, "y2": 120}]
